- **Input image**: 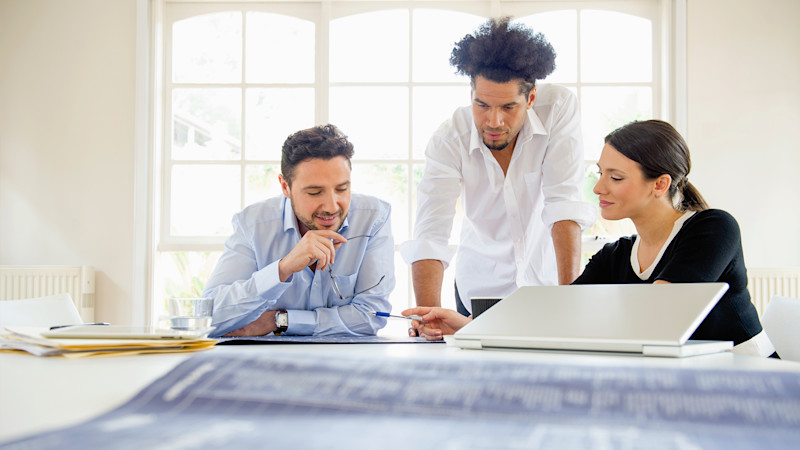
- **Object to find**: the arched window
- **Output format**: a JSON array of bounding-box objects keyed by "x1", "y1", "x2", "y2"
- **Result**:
[{"x1": 150, "y1": 1, "x2": 674, "y2": 327}]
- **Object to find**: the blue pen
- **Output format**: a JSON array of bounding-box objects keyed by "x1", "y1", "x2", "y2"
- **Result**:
[{"x1": 372, "y1": 312, "x2": 426, "y2": 322}]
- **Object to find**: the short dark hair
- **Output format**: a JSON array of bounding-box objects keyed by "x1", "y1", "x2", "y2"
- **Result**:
[
  {"x1": 281, "y1": 124, "x2": 354, "y2": 186},
  {"x1": 450, "y1": 17, "x2": 556, "y2": 95},
  {"x1": 605, "y1": 120, "x2": 709, "y2": 212}
]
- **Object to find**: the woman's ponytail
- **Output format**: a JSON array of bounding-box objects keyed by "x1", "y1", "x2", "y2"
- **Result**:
[{"x1": 678, "y1": 179, "x2": 708, "y2": 212}]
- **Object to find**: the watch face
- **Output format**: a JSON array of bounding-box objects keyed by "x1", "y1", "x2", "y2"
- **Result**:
[{"x1": 277, "y1": 313, "x2": 288, "y2": 327}]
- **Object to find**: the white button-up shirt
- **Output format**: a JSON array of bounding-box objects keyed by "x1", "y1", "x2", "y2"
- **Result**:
[{"x1": 400, "y1": 84, "x2": 596, "y2": 311}]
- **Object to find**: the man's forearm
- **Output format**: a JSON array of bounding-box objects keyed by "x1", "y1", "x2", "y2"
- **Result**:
[
  {"x1": 551, "y1": 220, "x2": 582, "y2": 285},
  {"x1": 222, "y1": 310, "x2": 278, "y2": 337},
  {"x1": 411, "y1": 259, "x2": 445, "y2": 307}
]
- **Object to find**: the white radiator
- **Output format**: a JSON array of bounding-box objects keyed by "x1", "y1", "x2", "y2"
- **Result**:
[
  {"x1": 747, "y1": 268, "x2": 800, "y2": 317},
  {"x1": 0, "y1": 265, "x2": 95, "y2": 323}
]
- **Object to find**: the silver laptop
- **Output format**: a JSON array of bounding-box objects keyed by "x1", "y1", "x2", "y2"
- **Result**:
[{"x1": 451, "y1": 283, "x2": 733, "y2": 357}]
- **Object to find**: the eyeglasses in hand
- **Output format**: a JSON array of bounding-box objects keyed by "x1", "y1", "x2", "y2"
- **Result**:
[{"x1": 327, "y1": 234, "x2": 384, "y2": 300}]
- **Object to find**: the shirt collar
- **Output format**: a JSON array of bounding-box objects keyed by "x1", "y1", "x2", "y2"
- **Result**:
[
  {"x1": 281, "y1": 196, "x2": 351, "y2": 236},
  {"x1": 282, "y1": 196, "x2": 299, "y2": 234},
  {"x1": 468, "y1": 108, "x2": 546, "y2": 155}
]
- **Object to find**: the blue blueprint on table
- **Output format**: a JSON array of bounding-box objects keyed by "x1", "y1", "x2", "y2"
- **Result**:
[
  {"x1": 217, "y1": 334, "x2": 443, "y2": 344},
  {"x1": 3, "y1": 350, "x2": 799, "y2": 449}
]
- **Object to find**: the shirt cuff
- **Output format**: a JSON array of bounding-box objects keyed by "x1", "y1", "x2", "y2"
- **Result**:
[
  {"x1": 252, "y1": 260, "x2": 292, "y2": 298},
  {"x1": 398, "y1": 239, "x2": 456, "y2": 269},
  {"x1": 285, "y1": 309, "x2": 316, "y2": 335},
  {"x1": 542, "y1": 201, "x2": 598, "y2": 231}
]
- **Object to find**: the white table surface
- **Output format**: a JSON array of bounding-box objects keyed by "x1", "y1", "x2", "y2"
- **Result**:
[{"x1": 2, "y1": 340, "x2": 799, "y2": 444}]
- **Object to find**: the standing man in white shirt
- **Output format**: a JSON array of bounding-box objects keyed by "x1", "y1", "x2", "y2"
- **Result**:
[
  {"x1": 400, "y1": 17, "x2": 596, "y2": 318},
  {"x1": 203, "y1": 124, "x2": 395, "y2": 337}
]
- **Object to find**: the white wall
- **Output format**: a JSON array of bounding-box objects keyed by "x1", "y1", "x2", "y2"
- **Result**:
[
  {"x1": 1, "y1": 0, "x2": 798, "y2": 323},
  {"x1": 687, "y1": 0, "x2": 800, "y2": 268},
  {"x1": 0, "y1": 0, "x2": 138, "y2": 324}
]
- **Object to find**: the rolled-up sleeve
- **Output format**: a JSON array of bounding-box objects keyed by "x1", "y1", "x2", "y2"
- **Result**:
[
  {"x1": 399, "y1": 137, "x2": 460, "y2": 268},
  {"x1": 539, "y1": 90, "x2": 597, "y2": 230},
  {"x1": 202, "y1": 215, "x2": 291, "y2": 337}
]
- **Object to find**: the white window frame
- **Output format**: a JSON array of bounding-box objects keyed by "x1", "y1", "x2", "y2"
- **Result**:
[{"x1": 135, "y1": 0, "x2": 687, "y2": 325}]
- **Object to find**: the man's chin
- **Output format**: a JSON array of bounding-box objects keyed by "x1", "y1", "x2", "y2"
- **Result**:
[{"x1": 484, "y1": 140, "x2": 510, "y2": 151}]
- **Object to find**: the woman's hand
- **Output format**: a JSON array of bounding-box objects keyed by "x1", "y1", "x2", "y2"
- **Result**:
[{"x1": 402, "y1": 307, "x2": 471, "y2": 341}]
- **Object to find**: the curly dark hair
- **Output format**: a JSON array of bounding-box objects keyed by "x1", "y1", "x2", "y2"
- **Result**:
[
  {"x1": 281, "y1": 124, "x2": 354, "y2": 186},
  {"x1": 450, "y1": 17, "x2": 556, "y2": 94}
]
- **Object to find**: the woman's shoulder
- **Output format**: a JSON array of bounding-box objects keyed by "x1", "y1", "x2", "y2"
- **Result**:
[
  {"x1": 595, "y1": 234, "x2": 636, "y2": 258},
  {"x1": 575, "y1": 234, "x2": 637, "y2": 284},
  {"x1": 684, "y1": 209, "x2": 740, "y2": 231},
  {"x1": 691, "y1": 208, "x2": 736, "y2": 221}
]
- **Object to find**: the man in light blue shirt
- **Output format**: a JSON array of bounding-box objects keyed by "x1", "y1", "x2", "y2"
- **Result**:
[{"x1": 202, "y1": 124, "x2": 394, "y2": 337}]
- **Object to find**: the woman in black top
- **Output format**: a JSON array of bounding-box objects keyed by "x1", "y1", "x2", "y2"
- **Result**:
[
  {"x1": 571, "y1": 120, "x2": 770, "y2": 356},
  {"x1": 404, "y1": 120, "x2": 773, "y2": 357}
]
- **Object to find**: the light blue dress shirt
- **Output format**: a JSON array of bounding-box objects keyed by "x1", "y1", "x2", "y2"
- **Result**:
[{"x1": 202, "y1": 193, "x2": 394, "y2": 337}]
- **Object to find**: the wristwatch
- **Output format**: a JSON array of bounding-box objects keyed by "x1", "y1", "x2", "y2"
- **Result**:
[{"x1": 274, "y1": 310, "x2": 288, "y2": 335}]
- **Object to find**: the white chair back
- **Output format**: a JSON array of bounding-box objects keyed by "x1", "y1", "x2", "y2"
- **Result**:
[
  {"x1": 0, "y1": 293, "x2": 83, "y2": 328},
  {"x1": 762, "y1": 296, "x2": 800, "y2": 362}
]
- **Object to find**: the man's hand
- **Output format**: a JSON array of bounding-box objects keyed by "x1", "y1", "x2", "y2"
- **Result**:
[
  {"x1": 278, "y1": 230, "x2": 346, "y2": 281},
  {"x1": 223, "y1": 310, "x2": 279, "y2": 337},
  {"x1": 402, "y1": 306, "x2": 471, "y2": 341}
]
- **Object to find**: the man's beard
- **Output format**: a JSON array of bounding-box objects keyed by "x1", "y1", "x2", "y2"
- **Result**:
[
  {"x1": 484, "y1": 138, "x2": 510, "y2": 151},
  {"x1": 295, "y1": 207, "x2": 346, "y2": 232},
  {"x1": 482, "y1": 127, "x2": 512, "y2": 151}
]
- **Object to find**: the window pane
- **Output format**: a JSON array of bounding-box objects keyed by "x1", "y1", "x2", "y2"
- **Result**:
[
  {"x1": 581, "y1": 86, "x2": 652, "y2": 160},
  {"x1": 516, "y1": 11, "x2": 578, "y2": 84},
  {"x1": 172, "y1": 88, "x2": 241, "y2": 160},
  {"x1": 411, "y1": 163, "x2": 424, "y2": 229},
  {"x1": 244, "y1": 164, "x2": 282, "y2": 207},
  {"x1": 171, "y1": 165, "x2": 240, "y2": 236},
  {"x1": 412, "y1": 86, "x2": 469, "y2": 159},
  {"x1": 351, "y1": 163, "x2": 410, "y2": 241},
  {"x1": 581, "y1": 10, "x2": 652, "y2": 83},
  {"x1": 379, "y1": 252, "x2": 410, "y2": 336},
  {"x1": 245, "y1": 88, "x2": 314, "y2": 160},
  {"x1": 412, "y1": 9, "x2": 484, "y2": 82},
  {"x1": 330, "y1": 10, "x2": 409, "y2": 82},
  {"x1": 153, "y1": 251, "x2": 222, "y2": 327},
  {"x1": 330, "y1": 87, "x2": 408, "y2": 160},
  {"x1": 172, "y1": 12, "x2": 242, "y2": 83},
  {"x1": 246, "y1": 12, "x2": 314, "y2": 83}
]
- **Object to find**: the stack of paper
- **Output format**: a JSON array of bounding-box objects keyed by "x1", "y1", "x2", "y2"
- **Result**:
[{"x1": 0, "y1": 327, "x2": 217, "y2": 358}]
